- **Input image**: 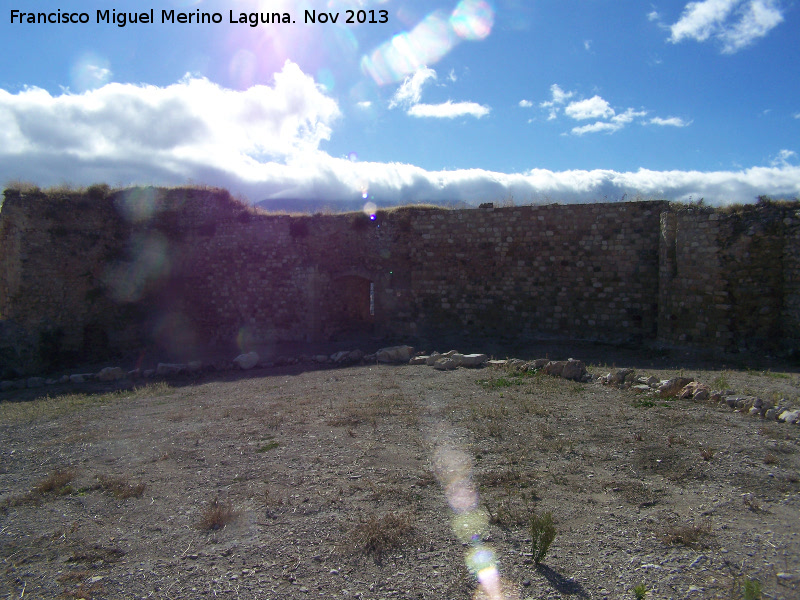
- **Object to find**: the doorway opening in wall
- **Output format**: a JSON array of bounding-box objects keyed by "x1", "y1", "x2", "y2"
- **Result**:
[{"x1": 323, "y1": 275, "x2": 375, "y2": 341}]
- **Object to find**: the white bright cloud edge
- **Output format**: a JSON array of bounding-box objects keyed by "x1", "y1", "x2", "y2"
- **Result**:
[{"x1": 1, "y1": 62, "x2": 798, "y2": 208}]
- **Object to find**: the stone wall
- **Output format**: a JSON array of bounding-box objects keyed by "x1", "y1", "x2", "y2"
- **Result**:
[
  {"x1": 1, "y1": 187, "x2": 798, "y2": 376},
  {"x1": 658, "y1": 203, "x2": 800, "y2": 354}
]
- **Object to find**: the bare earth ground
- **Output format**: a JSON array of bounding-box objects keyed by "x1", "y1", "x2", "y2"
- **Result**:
[{"x1": 1, "y1": 353, "x2": 799, "y2": 600}]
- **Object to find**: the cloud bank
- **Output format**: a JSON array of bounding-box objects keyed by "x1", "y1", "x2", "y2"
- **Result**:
[{"x1": 1, "y1": 64, "x2": 798, "y2": 209}]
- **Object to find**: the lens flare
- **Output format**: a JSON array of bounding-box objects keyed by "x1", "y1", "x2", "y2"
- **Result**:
[
  {"x1": 117, "y1": 187, "x2": 158, "y2": 223},
  {"x1": 362, "y1": 201, "x2": 377, "y2": 218},
  {"x1": 430, "y1": 438, "x2": 513, "y2": 600},
  {"x1": 361, "y1": 11, "x2": 457, "y2": 85},
  {"x1": 104, "y1": 232, "x2": 170, "y2": 303},
  {"x1": 348, "y1": 151, "x2": 359, "y2": 162},
  {"x1": 451, "y1": 0, "x2": 495, "y2": 41},
  {"x1": 361, "y1": 1, "x2": 494, "y2": 85},
  {"x1": 237, "y1": 326, "x2": 258, "y2": 353}
]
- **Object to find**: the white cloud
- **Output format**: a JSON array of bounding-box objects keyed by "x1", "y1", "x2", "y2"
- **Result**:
[
  {"x1": 650, "y1": 116, "x2": 691, "y2": 127},
  {"x1": 519, "y1": 99, "x2": 533, "y2": 108},
  {"x1": 612, "y1": 108, "x2": 649, "y2": 125},
  {"x1": 565, "y1": 96, "x2": 615, "y2": 120},
  {"x1": 389, "y1": 67, "x2": 437, "y2": 108},
  {"x1": 389, "y1": 67, "x2": 488, "y2": 119},
  {"x1": 356, "y1": 101, "x2": 372, "y2": 109},
  {"x1": 718, "y1": 0, "x2": 784, "y2": 52},
  {"x1": 408, "y1": 101, "x2": 490, "y2": 119},
  {"x1": 571, "y1": 121, "x2": 621, "y2": 136},
  {"x1": 0, "y1": 60, "x2": 339, "y2": 177},
  {"x1": 1, "y1": 70, "x2": 797, "y2": 208},
  {"x1": 669, "y1": 0, "x2": 784, "y2": 53},
  {"x1": 648, "y1": 10, "x2": 661, "y2": 21},
  {"x1": 541, "y1": 85, "x2": 687, "y2": 135},
  {"x1": 540, "y1": 84, "x2": 574, "y2": 109},
  {"x1": 771, "y1": 149, "x2": 798, "y2": 167},
  {"x1": 584, "y1": 40, "x2": 592, "y2": 51}
]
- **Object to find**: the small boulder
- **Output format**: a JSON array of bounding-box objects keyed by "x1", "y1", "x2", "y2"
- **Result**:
[
  {"x1": 347, "y1": 349, "x2": 364, "y2": 363},
  {"x1": 409, "y1": 356, "x2": 428, "y2": 365},
  {"x1": 543, "y1": 361, "x2": 566, "y2": 377},
  {"x1": 560, "y1": 359, "x2": 586, "y2": 381},
  {"x1": 156, "y1": 363, "x2": 185, "y2": 376},
  {"x1": 233, "y1": 352, "x2": 260, "y2": 370},
  {"x1": 778, "y1": 410, "x2": 800, "y2": 424},
  {"x1": 96, "y1": 367, "x2": 125, "y2": 381},
  {"x1": 531, "y1": 358, "x2": 550, "y2": 369},
  {"x1": 70, "y1": 373, "x2": 93, "y2": 383},
  {"x1": 187, "y1": 361, "x2": 204, "y2": 373},
  {"x1": 425, "y1": 352, "x2": 442, "y2": 366},
  {"x1": 434, "y1": 358, "x2": 458, "y2": 371},
  {"x1": 679, "y1": 382, "x2": 710, "y2": 400},
  {"x1": 459, "y1": 354, "x2": 488, "y2": 368},
  {"x1": 608, "y1": 368, "x2": 635, "y2": 386},
  {"x1": 330, "y1": 351, "x2": 351, "y2": 364},
  {"x1": 376, "y1": 345, "x2": 415, "y2": 364},
  {"x1": 658, "y1": 377, "x2": 694, "y2": 397},
  {"x1": 1, "y1": 380, "x2": 15, "y2": 392}
]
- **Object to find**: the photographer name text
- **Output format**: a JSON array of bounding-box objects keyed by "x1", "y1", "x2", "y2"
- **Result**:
[{"x1": 10, "y1": 8, "x2": 389, "y2": 28}]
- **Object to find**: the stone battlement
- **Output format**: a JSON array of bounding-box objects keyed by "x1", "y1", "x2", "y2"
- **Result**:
[{"x1": 1, "y1": 186, "x2": 798, "y2": 376}]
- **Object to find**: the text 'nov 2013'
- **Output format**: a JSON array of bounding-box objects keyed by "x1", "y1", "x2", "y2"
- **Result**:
[{"x1": 9, "y1": 9, "x2": 390, "y2": 27}]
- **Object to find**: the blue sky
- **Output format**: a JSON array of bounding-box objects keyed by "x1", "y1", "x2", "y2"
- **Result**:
[{"x1": 2, "y1": 0, "x2": 799, "y2": 208}]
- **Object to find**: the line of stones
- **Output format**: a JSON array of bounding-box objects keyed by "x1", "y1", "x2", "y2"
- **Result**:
[{"x1": 2, "y1": 345, "x2": 798, "y2": 427}]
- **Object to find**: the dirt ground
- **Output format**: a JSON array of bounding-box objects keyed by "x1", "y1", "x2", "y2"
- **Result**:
[{"x1": 1, "y1": 347, "x2": 799, "y2": 600}]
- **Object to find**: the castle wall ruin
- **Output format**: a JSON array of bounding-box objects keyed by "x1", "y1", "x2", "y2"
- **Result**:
[{"x1": 1, "y1": 187, "x2": 798, "y2": 375}]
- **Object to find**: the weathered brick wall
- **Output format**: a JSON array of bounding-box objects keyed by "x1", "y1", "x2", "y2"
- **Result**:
[
  {"x1": 658, "y1": 203, "x2": 800, "y2": 353},
  {"x1": 395, "y1": 202, "x2": 666, "y2": 343},
  {"x1": 0, "y1": 187, "x2": 798, "y2": 375}
]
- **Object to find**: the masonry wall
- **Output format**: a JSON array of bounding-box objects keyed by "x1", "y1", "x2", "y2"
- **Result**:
[
  {"x1": 658, "y1": 204, "x2": 800, "y2": 353},
  {"x1": 1, "y1": 186, "x2": 798, "y2": 376}
]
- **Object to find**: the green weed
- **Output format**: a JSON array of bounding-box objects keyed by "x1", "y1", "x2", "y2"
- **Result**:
[{"x1": 529, "y1": 511, "x2": 556, "y2": 564}]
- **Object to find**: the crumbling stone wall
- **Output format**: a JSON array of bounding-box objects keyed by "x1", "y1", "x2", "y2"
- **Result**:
[
  {"x1": 1, "y1": 187, "x2": 798, "y2": 376},
  {"x1": 658, "y1": 203, "x2": 800, "y2": 354}
]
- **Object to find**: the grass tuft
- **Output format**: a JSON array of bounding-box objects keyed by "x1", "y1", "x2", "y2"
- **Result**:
[
  {"x1": 529, "y1": 511, "x2": 556, "y2": 564},
  {"x1": 257, "y1": 441, "x2": 280, "y2": 452},
  {"x1": 355, "y1": 512, "x2": 415, "y2": 560},
  {"x1": 660, "y1": 519, "x2": 712, "y2": 549},
  {"x1": 34, "y1": 469, "x2": 77, "y2": 495},
  {"x1": 198, "y1": 497, "x2": 236, "y2": 531},
  {"x1": 96, "y1": 474, "x2": 146, "y2": 499}
]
